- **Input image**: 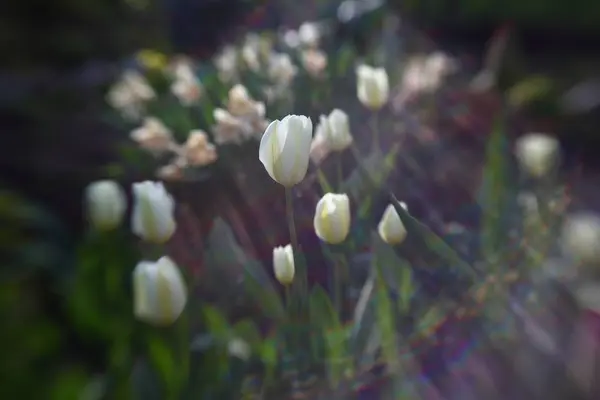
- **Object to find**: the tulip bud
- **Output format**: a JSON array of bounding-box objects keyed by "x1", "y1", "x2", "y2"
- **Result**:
[
  {"x1": 356, "y1": 65, "x2": 389, "y2": 110},
  {"x1": 85, "y1": 180, "x2": 126, "y2": 230},
  {"x1": 314, "y1": 193, "x2": 351, "y2": 244},
  {"x1": 132, "y1": 181, "x2": 176, "y2": 243},
  {"x1": 133, "y1": 256, "x2": 187, "y2": 326},
  {"x1": 561, "y1": 213, "x2": 600, "y2": 266},
  {"x1": 315, "y1": 109, "x2": 353, "y2": 152},
  {"x1": 259, "y1": 114, "x2": 313, "y2": 187},
  {"x1": 378, "y1": 204, "x2": 407, "y2": 245},
  {"x1": 515, "y1": 133, "x2": 560, "y2": 178},
  {"x1": 273, "y1": 244, "x2": 295, "y2": 285}
]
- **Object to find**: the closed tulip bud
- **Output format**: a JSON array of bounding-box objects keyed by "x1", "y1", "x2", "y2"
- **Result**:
[
  {"x1": 561, "y1": 213, "x2": 600, "y2": 266},
  {"x1": 133, "y1": 256, "x2": 187, "y2": 326},
  {"x1": 515, "y1": 133, "x2": 560, "y2": 177},
  {"x1": 273, "y1": 244, "x2": 295, "y2": 285},
  {"x1": 314, "y1": 193, "x2": 351, "y2": 244},
  {"x1": 378, "y1": 204, "x2": 407, "y2": 245},
  {"x1": 132, "y1": 181, "x2": 176, "y2": 244},
  {"x1": 356, "y1": 65, "x2": 389, "y2": 110},
  {"x1": 259, "y1": 114, "x2": 313, "y2": 187},
  {"x1": 315, "y1": 109, "x2": 353, "y2": 152},
  {"x1": 85, "y1": 180, "x2": 126, "y2": 230}
]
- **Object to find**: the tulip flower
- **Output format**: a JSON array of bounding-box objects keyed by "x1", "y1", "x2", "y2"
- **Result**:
[
  {"x1": 356, "y1": 65, "x2": 389, "y2": 110},
  {"x1": 132, "y1": 181, "x2": 176, "y2": 244},
  {"x1": 273, "y1": 244, "x2": 295, "y2": 285},
  {"x1": 314, "y1": 193, "x2": 351, "y2": 244},
  {"x1": 133, "y1": 256, "x2": 187, "y2": 326},
  {"x1": 315, "y1": 109, "x2": 353, "y2": 152},
  {"x1": 562, "y1": 213, "x2": 600, "y2": 266},
  {"x1": 130, "y1": 117, "x2": 173, "y2": 153},
  {"x1": 378, "y1": 204, "x2": 407, "y2": 245},
  {"x1": 85, "y1": 180, "x2": 126, "y2": 230},
  {"x1": 259, "y1": 114, "x2": 313, "y2": 187},
  {"x1": 515, "y1": 133, "x2": 560, "y2": 177}
]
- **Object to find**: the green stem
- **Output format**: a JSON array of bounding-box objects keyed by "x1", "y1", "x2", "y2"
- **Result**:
[{"x1": 285, "y1": 188, "x2": 303, "y2": 296}]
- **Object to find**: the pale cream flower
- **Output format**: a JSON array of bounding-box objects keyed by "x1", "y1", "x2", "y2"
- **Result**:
[
  {"x1": 131, "y1": 181, "x2": 176, "y2": 244},
  {"x1": 314, "y1": 193, "x2": 351, "y2": 244},
  {"x1": 184, "y1": 130, "x2": 218, "y2": 166},
  {"x1": 515, "y1": 133, "x2": 560, "y2": 178},
  {"x1": 85, "y1": 180, "x2": 126, "y2": 231},
  {"x1": 107, "y1": 71, "x2": 155, "y2": 120},
  {"x1": 130, "y1": 117, "x2": 173, "y2": 153},
  {"x1": 301, "y1": 49, "x2": 328, "y2": 78},
  {"x1": 268, "y1": 52, "x2": 298, "y2": 85},
  {"x1": 273, "y1": 244, "x2": 295, "y2": 285},
  {"x1": 214, "y1": 46, "x2": 239, "y2": 82}
]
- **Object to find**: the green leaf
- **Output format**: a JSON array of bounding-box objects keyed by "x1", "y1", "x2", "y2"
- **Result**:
[
  {"x1": 479, "y1": 118, "x2": 513, "y2": 268},
  {"x1": 309, "y1": 285, "x2": 340, "y2": 330},
  {"x1": 324, "y1": 326, "x2": 353, "y2": 386},
  {"x1": 203, "y1": 305, "x2": 231, "y2": 338},
  {"x1": 373, "y1": 261, "x2": 400, "y2": 371},
  {"x1": 349, "y1": 275, "x2": 378, "y2": 367},
  {"x1": 232, "y1": 319, "x2": 263, "y2": 350},
  {"x1": 243, "y1": 260, "x2": 286, "y2": 321},
  {"x1": 344, "y1": 145, "x2": 399, "y2": 201},
  {"x1": 147, "y1": 336, "x2": 179, "y2": 398},
  {"x1": 389, "y1": 195, "x2": 477, "y2": 281}
]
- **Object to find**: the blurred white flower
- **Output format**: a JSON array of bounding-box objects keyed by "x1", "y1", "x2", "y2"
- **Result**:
[
  {"x1": 561, "y1": 213, "x2": 600, "y2": 265},
  {"x1": 515, "y1": 133, "x2": 560, "y2": 177},
  {"x1": 130, "y1": 117, "x2": 174, "y2": 153},
  {"x1": 282, "y1": 29, "x2": 301, "y2": 49},
  {"x1": 213, "y1": 86, "x2": 268, "y2": 144},
  {"x1": 133, "y1": 256, "x2": 187, "y2": 326},
  {"x1": 259, "y1": 114, "x2": 313, "y2": 187},
  {"x1": 132, "y1": 181, "x2": 176, "y2": 244},
  {"x1": 156, "y1": 164, "x2": 183, "y2": 181},
  {"x1": 183, "y1": 130, "x2": 217, "y2": 166},
  {"x1": 378, "y1": 203, "x2": 407, "y2": 245},
  {"x1": 85, "y1": 180, "x2": 126, "y2": 231},
  {"x1": 273, "y1": 244, "x2": 295, "y2": 285},
  {"x1": 301, "y1": 49, "x2": 328, "y2": 78},
  {"x1": 356, "y1": 65, "x2": 389, "y2": 110},
  {"x1": 107, "y1": 71, "x2": 155, "y2": 120},
  {"x1": 298, "y1": 22, "x2": 320, "y2": 48},
  {"x1": 268, "y1": 52, "x2": 298, "y2": 86},
  {"x1": 313, "y1": 109, "x2": 353, "y2": 152},
  {"x1": 214, "y1": 46, "x2": 239, "y2": 82},
  {"x1": 314, "y1": 193, "x2": 351, "y2": 244},
  {"x1": 170, "y1": 61, "x2": 202, "y2": 106},
  {"x1": 228, "y1": 338, "x2": 251, "y2": 360}
]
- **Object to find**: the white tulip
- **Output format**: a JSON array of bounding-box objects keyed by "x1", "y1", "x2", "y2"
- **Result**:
[
  {"x1": 133, "y1": 256, "x2": 187, "y2": 326},
  {"x1": 314, "y1": 193, "x2": 351, "y2": 244},
  {"x1": 356, "y1": 65, "x2": 389, "y2": 110},
  {"x1": 85, "y1": 180, "x2": 126, "y2": 230},
  {"x1": 268, "y1": 53, "x2": 297, "y2": 85},
  {"x1": 132, "y1": 181, "x2": 176, "y2": 243},
  {"x1": 273, "y1": 244, "x2": 295, "y2": 285},
  {"x1": 298, "y1": 22, "x2": 320, "y2": 48},
  {"x1": 259, "y1": 114, "x2": 313, "y2": 187},
  {"x1": 378, "y1": 204, "x2": 407, "y2": 245},
  {"x1": 315, "y1": 109, "x2": 353, "y2": 151},
  {"x1": 561, "y1": 213, "x2": 600, "y2": 265},
  {"x1": 515, "y1": 133, "x2": 560, "y2": 177}
]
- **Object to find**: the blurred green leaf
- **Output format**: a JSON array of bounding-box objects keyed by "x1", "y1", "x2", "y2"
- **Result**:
[
  {"x1": 317, "y1": 169, "x2": 334, "y2": 194},
  {"x1": 390, "y1": 195, "x2": 477, "y2": 281},
  {"x1": 243, "y1": 261, "x2": 286, "y2": 322},
  {"x1": 324, "y1": 326, "x2": 352, "y2": 386},
  {"x1": 232, "y1": 319, "x2": 263, "y2": 350},
  {"x1": 309, "y1": 285, "x2": 340, "y2": 331},
  {"x1": 203, "y1": 305, "x2": 230, "y2": 338},
  {"x1": 147, "y1": 335, "x2": 179, "y2": 398},
  {"x1": 49, "y1": 368, "x2": 90, "y2": 400},
  {"x1": 344, "y1": 145, "x2": 399, "y2": 201}
]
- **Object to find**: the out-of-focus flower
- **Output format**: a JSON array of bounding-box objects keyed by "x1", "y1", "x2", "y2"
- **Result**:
[
  {"x1": 561, "y1": 213, "x2": 600, "y2": 266},
  {"x1": 183, "y1": 130, "x2": 217, "y2": 166},
  {"x1": 515, "y1": 133, "x2": 560, "y2": 178},
  {"x1": 356, "y1": 65, "x2": 389, "y2": 110},
  {"x1": 107, "y1": 71, "x2": 155, "y2": 120},
  {"x1": 273, "y1": 244, "x2": 295, "y2": 285},
  {"x1": 282, "y1": 29, "x2": 301, "y2": 49},
  {"x1": 157, "y1": 164, "x2": 184, "y2": 181},
  {"x1": 259, "y1": 115, "x2": 313, "y2": 187},
  {"x1": 136, "y1": 49, "x2": 168, "y2": 71},
  {"x1": 268, "y1": 52, "x2": 298, "y2": 86},
  {"x1": 228, "y1": 338, "x2": 251, "y2": 360},
  {"x1": 313, "y1": 109, "x2": 353, "y2": 152},
  {"x1": 213, "y1": 85, "x2": 269, "y2": 144},
  {"x1": 214, "y1": 46, "x2": 239, "y2": 82},
  {"x1": 314, "y1": 193, "x2": 351, "y2": 244},
  {"x1": 130, "y1": 117, "x2": 174, "y2": 153},
  {"x1": 169, "y1": 60, "x2": 202, "y2": 106},
  {"x1": 301, "y1": 49, "x2": 328, "y2": 78},
  {"x1": 85, "y1": 180, "x2": 126, "y2": 230},
  {"x1": 132, "y1": 181, "x2": 176, "y2": 244},
  {"x1": 133, "y1": 256, "x2": 187, "y2": 326},
  {"x1": 298, "y1": 22, "x2": 320, "y2": 48},
  {"x1": 378, "y1": 204, "x2": 407, "y2": 245}
]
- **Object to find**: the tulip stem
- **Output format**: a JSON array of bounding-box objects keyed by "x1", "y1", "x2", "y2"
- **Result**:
[{"x1": 285, "y1": 188, "x2": 303, "y2": 294}]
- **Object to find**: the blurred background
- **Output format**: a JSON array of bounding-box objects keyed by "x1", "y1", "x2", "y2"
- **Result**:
[{"x1": 2, "y1": 0, "x2": 600, "y2": 398}]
